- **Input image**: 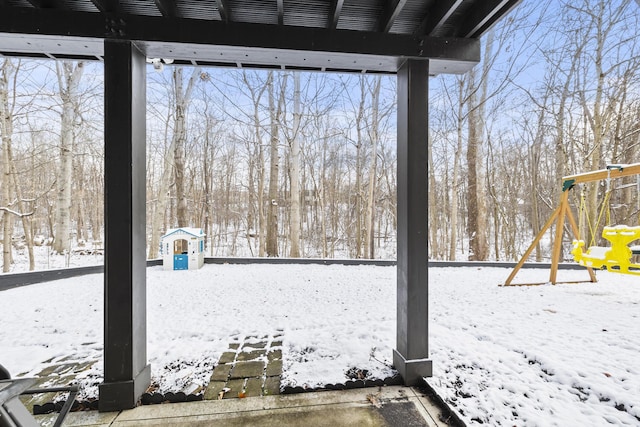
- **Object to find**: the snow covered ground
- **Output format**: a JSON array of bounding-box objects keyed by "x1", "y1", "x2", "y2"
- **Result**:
[
  {"x1": 5, "y1": 244, "x2": 104, "y2": 273},
  {"x1": 0, "y1": 264, "x2": 639, "y2": 425}
]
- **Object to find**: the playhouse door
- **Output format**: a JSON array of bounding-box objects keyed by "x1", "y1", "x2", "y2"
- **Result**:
[
  {"x1": 173, "y1": 255, "x2": 188, "y2": 270},
  {"x1": 173, "y1": 239, "x2": 189, "y2": 270}
]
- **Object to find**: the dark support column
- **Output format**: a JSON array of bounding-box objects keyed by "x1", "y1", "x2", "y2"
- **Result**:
[
  {"x1": 99, "y1": 39, "x2": 150, "y2": 412},
  {"x1": 393, "y1": 59, "x2": 432, "y2": 385}
]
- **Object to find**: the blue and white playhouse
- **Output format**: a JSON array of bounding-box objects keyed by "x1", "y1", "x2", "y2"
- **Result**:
[{"x1": 161, "y1": 227, "x2": 205, "y2": 271}]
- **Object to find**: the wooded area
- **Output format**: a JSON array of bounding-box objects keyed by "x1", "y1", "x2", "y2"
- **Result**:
[{"x1": 0, "y1": 0, "x2": 639, "y2": 272}]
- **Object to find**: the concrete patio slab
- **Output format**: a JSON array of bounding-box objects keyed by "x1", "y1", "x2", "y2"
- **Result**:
[
  {"x1": 35, "y1": 410, "x2": 119, "y2": 426},
  {"x1": 36, "y1": 386, "x2": 449, "y2": 426}
]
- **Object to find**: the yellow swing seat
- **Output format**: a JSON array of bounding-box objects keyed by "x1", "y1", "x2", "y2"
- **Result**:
[{"x1": 571, "y1": 225, "x2": 640, "y2": 275}]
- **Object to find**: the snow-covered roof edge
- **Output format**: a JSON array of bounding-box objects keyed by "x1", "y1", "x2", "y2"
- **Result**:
[{"x1": 161, "y1": 227, "x2": 205, "y2": 239}]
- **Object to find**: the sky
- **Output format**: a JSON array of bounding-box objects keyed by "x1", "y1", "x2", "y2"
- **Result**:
[{"x1": 1, "y1": 263, "x2": 638, "y2": 425}]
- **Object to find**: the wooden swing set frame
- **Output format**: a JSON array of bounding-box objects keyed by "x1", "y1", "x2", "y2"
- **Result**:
[{"x1": 504, "y1": 162, "x2": 640, "y2": 286}]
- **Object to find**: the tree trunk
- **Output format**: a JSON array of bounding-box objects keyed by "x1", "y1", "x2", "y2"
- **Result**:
[
  {"x1": 427, "y1": 133, "x2": 438, "y2": 259},
  {"x1": 148, "y1": 67, "x2": 200, "y2": 258},
  {"x1": 449, "y1": 77, "x2": 465, "y2": 261},
  {"x1": 0, "y1": 59, "x2": 14, "y2": 272},
  {"x1": 289, "y1": 72, "x2": 302, "y2": 257},
  {"x1": 0, "y1": 59, "x2": 35, "y2": 273},
  {"x1": 466, "y1": 67, "x2": 488, "y2": 261},
  {"x1": 529, "y1": 142, "x2": 542, "y2": 262},
  {"x1": 202, "y1": 115, "x2": 214, "y2": 255},
  {"x1": 8, "y1": 139, "x2": 35, "y2": 270},
  {"x1": 258, "y1": 130, "x2": 266, "y2": 257},
  {"x1": 2, "y1": 213, "x2": 11, "y2": 272},
  {"x1": 353, "y1": 77, "x2": 366, "y2": 258},
  {"x1": 239, "y1": 71, "x2": 270, "y2": 257},
  {"x1": 266, "y1": 72, "x2": 278, "y2": 256},
  {"x1": 148, "y1": 109, "x2": 176, "y2": 259},
  {"x1": 466, "y1": 29, "x2": 494, "y2": 261},
  {"x1": 529, "y1": 89, "x2": 551, "y2": 262},
  {"x1": 74, "y1": 157, "x2": 86, "y2": 242},
  {"x1": 1, "y1": 60, "x2": 34, "y2": 269},
  {"x1": 173, "y1": 67, "x2": 200, "y2": 227},
  {"x1": 364, "y1": 76, "x2": 381, "y2": 259},
  {"x1": 266, "y1": 72, "x2": 287, "y2": 256},
  {"x1": 52, "y1": 61, "x2": 84, "y2": 254}
]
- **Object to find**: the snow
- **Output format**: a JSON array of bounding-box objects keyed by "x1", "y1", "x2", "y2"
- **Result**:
[
  {"x1": 429, "y1": 267, "x2": 640, "y2": 426},
  {"x1": 4, "y1": 245, "x2": 104, "y2": 273},
  {"x1": 162, "y1": 227, "x2": 205, "y2": 238},
  {"x1": 1, "y1": 263, "x2": 639, "y2": 425}
]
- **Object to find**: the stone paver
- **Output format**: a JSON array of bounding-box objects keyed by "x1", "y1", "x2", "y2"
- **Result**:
[
  {"x1": 218, "y1": 352, "x2": 236, "y2": 364},
  {"x1": 203, "y1": 333, "x2": 285, "y2": 400},
  {"x1": 267, "y1": 349, "x2": 282, "y2": 361},
  {"x1": 263, "y1": 376, "x2": 280, "y2": 396},
  {"x1": 243, "y1": 378, "x2": 263, "y2": 397},
  {"x1": 236, "y1": 350, "x2": 265, "y2": 361},
  {"x1": 265, "y1": 359, "x2": 282, "y2": 377},
  {"x1": 210, "y1": 364, "x2": 232, "y2": 382},
  {"x1": 223, "y1": 379, "x2": 245, "y2": 399},
  {"x1": 229, "y1": 361, "x2": 264, "y2": 379},
  {"x1": 21, "y1": 331, "x2": 426, "y2": 422},
  {"x1": 246, "y1": 341, "x2": 268, "y2": 349},
  {"x1": 18, "y1": 360, "x2": 98, "y2": 413},
  {"x1": 203, "y1": 381, "x2": 227, "y2": 400}
]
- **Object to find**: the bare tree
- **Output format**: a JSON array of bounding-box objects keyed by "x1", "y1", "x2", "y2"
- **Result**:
[
  {"x1": 199, "y1": 96, "x2": 222, "y2": 255},
  {"x1": 449, "y1": 77, "x2": 465, "y2": 261},
  {"x1": 148, "y1": 66, "x2": 200, "y2": 258},
  {"x1": 173, "y1": 67, "x2": 201, "y2": 227},
  {"x1": 289, "y1": 72, "x2": 302, "y2": 257},
  {"x1": 577, "y1": 0, "x2": 633, "y2": 244},
  {"x1": 148, "y1": 87, "x2": 176, "y2": 259},
  {"x1": 465, "y1": 57, "x2": 490, "y2": 260},
  {"x1": 266, "y1": 71, "x2": 287, "y2": 256},
  {"x1": 51, "y1": 61, "x2": 84, "y2": 254},
  {"x1": 364, "y1": 75, "x2": 384, "y2": 259},
  {"x1": 352, "y1": 77, "x2": 366, "y2": 258},
  {"x1": 0, "y1": 59, "x2": 17, "y2": 272}
]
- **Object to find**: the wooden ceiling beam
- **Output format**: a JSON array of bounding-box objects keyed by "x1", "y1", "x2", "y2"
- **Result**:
[
  {"x1": 327, "y1": 0, "x2": 344, "y2": 30},
  {"x1": 154, "y1": 0, "x2": 178, "y2": 17},
  {"x1": 459, "y1": 0, "x2": 520, "y2": 38},
  {"x1": 216, "y1": 0, "x2": 231, "y2": 23},
  {"x1": 0, "y1": 7, "x2": 480, "y2": 71},
  {"x1": 379, "y1": 0, "x2": 407, "y2": 33},
  {"x1": 415, "y1": 0, "x2": 463, "y2": 36},
  {"x1": 24, "y1": 0, "x2": 63, "y2": 8},
  {"x1": 90, "y1": 0, "x2": 120, "y2": 13},
  {"x1": 277, "y1": 0, "x2": 283, "y2": 25}
]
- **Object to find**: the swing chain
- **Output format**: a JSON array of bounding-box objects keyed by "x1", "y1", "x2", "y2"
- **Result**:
[{"x1": 578, "y1": 175, "x2": 613, "y2": 248}]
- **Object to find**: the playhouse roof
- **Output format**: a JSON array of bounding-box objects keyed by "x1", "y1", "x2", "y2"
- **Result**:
[{"x1": 161, "y1": 228, "x2": 205, "y2": 239}]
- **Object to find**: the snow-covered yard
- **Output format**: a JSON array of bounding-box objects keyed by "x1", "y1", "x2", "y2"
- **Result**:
[{"x1": 0, "y1": 264, "x2": 639, "y2": 425}]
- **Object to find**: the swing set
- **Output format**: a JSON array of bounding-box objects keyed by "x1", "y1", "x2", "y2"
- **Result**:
[{"x1": 504, "y1": 162, "x2": 640, "y2": 286}]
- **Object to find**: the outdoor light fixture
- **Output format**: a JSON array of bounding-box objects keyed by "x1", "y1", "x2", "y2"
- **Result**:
[{"x1": 145, "y1": 57, "x2": 174, "y2": 72}]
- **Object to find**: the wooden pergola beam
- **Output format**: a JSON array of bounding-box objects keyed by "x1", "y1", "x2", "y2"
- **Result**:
[{"x1": 563, "y1": 163, "x2": 640, "y2": 187}]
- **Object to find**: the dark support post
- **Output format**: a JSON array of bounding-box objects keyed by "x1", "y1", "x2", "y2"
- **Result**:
[
  {"x1": 393, "y1": 59, "x2": 432, "y2": 385},
  {"x1": 99, "y1": 39, "x2": 150, "y2": 412}
]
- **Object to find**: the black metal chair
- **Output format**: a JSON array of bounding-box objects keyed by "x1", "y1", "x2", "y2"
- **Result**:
[
  {"x1": 0, "y1": 364, "x2": 78, "y2": 427},
  {"x1": 0, "y1": 365, "x2": 10, "y2": 381}
]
